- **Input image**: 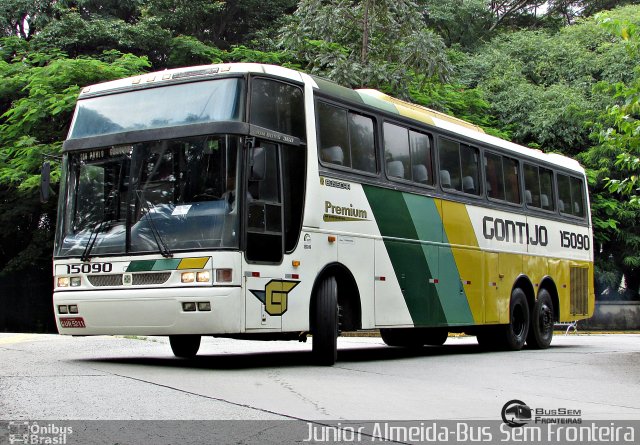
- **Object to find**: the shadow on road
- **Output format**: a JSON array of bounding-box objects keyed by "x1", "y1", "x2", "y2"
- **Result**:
[{"x1": 73, "y1": 341, "x2": 574, "y2": 370}]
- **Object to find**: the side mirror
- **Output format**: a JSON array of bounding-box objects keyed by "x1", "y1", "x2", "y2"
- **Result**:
[
  {"x1": 250, "y1": 147, "x2": 266, "y2": 181},
  {"x1": 40, "y1": 161, "x2": 51, "y2": 203}
]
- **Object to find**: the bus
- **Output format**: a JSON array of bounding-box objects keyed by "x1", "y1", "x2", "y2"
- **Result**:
[{"x1": 47, "y1": 63, "x2": 594, "y2": 365}]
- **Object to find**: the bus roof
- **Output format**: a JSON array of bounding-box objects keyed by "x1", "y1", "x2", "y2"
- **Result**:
[{"x1": 78, "y1": 62, "x2": 584, "y2": 174}]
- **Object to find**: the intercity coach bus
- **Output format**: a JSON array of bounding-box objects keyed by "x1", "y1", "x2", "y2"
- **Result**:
[{"x1": 47, "y1": 63, "x2": 594, "y2": 365}]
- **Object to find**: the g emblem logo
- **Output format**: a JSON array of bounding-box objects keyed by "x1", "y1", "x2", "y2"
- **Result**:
[{"x1": 250, "y1": 280, "x2": 299, "y2": 316}]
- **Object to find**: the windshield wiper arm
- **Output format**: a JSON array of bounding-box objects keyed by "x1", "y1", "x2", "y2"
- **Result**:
[
  {"x1": 81, "y1": 219, "x2": 109, "y2": 262},
  {"x1": 135, "y1": 189, "x2": 173, "y2": 258}
]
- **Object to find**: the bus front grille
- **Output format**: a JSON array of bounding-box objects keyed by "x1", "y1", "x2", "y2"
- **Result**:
[
  {"x1": 133, "y1": 272, "x2": 171, "y2": 285},
  {"x1": 570, "y1": 267, "x2": 589, "y2": 315},
  {"x1": 87, "y1": 273, "x2": 171, "y2": 287}
]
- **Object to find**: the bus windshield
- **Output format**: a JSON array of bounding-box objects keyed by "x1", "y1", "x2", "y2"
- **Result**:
[
  {"x1": 68, "y1": 78, "x2": 244, "y2": 139},
  {"x1": 55, "y1": 135, "x2": 241, "y2": 258}
]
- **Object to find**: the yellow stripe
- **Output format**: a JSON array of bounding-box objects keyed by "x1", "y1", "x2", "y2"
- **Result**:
[{"x1": 177, "y1": 257, "x2": 209, "y2": 270}]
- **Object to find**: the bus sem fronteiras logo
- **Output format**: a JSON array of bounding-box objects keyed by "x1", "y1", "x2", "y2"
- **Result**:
[{"x1": 502, "y1": 400, "x2": 532, "y2": 427}]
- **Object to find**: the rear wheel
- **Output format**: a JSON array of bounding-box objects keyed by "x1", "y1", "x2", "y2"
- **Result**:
[
  {"x1": 497, "y1": 288, "x2": 530, "y2": 351},
  {"x1": 312, "y1": 276, "x2": 339, "y2": 366},
  {"x1": 169, "y1": 335, "x2": 201, "y2": 358},
  {"x1": 527, "y1": 289, "x2": 554, "y2": 349}
]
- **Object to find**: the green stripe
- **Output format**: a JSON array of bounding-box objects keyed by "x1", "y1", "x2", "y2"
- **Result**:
[
  {"x1": 364, "y1": 186, "x2": 447, "y2": 326},
  {"x1": 357, "y1": 92, "x2": 399, "y2": 114},
  {"x1": 364, "y1": 185, "x2": 474, "y2": 326},
  {"x1": 404, "y1": 194, "x2": 474, "y2": 325},
  {"x1": 126, "y1": 260, "x2": 156, "y2": 272},
  {"x1": 152, "y1": 259, "x2": 181, "y2": 271}
]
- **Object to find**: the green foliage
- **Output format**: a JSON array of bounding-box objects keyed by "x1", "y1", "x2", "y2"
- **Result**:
[
  {"x1": 456, "y1": 7, "x2": 640, "y2": 154},
  {"x1": 0, "y1": 44, "x2": 149, "y2": 274},
  {"x1": 280, "y1": 0, "x2": 452, "y2": 95}
]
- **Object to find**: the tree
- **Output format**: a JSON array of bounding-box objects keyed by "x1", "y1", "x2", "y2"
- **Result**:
[
  {"x1": 0, "y1": 0, "x2": 55, "y2": 39},
  {"x1": 0, "y1": 43, "x2": 149, "y2": 275},
  {"x1": 280, "y1": 0, "x2": 451, "y2": 95},
  {"x1": 578, "y1": 13, "x2": 640, "y2": 300}
]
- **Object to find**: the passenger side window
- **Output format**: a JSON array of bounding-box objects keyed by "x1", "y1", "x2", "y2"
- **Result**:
[
  {"x1": 317, "y1": 101, "x2": 376, "y2": 173},
  {"x1": 384, "y1": 123, "x2": 410, "y2": 180},
  {"x1": 557, "y1": 173, "x2": 586, "y2": 218},
  {"x1": 410, "y1": 130, "x2": 433, "y2": 185},
  {"x1": 438, "y1": 137, "x2": 480, "y2": 195},
  {"x1": 524, "y1": 163, "x2": 555, "y2": 211},
  {"x1": 485, "y1": 152, "x2": 521, "y2": 204},
  {"x1": 383, "y1": 122, "x2": 433, "y2": 185}
]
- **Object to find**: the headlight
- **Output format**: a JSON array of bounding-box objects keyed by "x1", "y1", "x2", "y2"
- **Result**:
[
  {"x1": 196, "y1": 271, "x2": 210, "y2": 283},
  {"x1": 181, "y1": 272, "x2": 195, "y2": 283}
]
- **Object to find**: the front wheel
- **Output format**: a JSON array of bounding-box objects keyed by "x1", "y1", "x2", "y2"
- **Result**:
[
  {"x1": 527, "y1": 289, "x2": 554, "y2": 349},
  {"x1": 312, "y1": 276, "x2": 339, "y2": 366},
  {"x1": 169, "y1": 335, "x2": 201, "y2": 358}
]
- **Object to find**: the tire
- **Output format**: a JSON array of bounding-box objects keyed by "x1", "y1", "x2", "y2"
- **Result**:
[
  {"x1": 380, "y1": 328, "x2": 422, "y2": 347},
  {"x1": 423, "y1": 328, "x2": 448, "y2": 346},
  {"x1": 169, "y1": 335, "x2": 201, "y2": 358},
  {"x1": 496, "y1": 288, "x2": 530, "y2": 351},
  {"x1": 380, "y1": 328, "x2": 447, "y2": 347},
  {"x1": 476, "y1": 327, "x2": 498, "y2": 349},
  {"x1": 312, "y1": 276, "x2": 339, "y2": 366},
  {"x1": 527, "y1": 289, "x2": 554, "y2": 349}
]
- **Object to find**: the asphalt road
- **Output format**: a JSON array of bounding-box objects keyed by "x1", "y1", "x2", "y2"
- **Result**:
[{"x1": 1, "y1": 332, "x2": 639, "y2": 424}]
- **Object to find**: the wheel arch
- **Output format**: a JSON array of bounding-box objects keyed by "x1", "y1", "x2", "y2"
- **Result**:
[
  {"x1": 539, "y1": 276, "x2": 560, "y2": 322},
  {"x1": 512, "y1": 274, "x2": 535, "y2": 312},
  {"x1": 309, "y1": 262, "x2": 362, "y2": 332}
]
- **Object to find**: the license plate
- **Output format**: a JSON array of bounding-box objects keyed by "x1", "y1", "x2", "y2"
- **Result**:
[{"x1": 60, "y1": 317, "x2": 86, "y2": 328}]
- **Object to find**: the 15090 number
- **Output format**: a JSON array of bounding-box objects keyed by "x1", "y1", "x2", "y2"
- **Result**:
[
  {"x1": 65, "y1": 263, "x2": 113, "y2": 274},
  {"x1": 560, "y1": 231, "x2": 590, "y2": 251}
]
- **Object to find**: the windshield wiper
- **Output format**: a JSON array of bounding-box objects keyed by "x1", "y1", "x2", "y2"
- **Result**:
[
  {"x1": 81, "y1": 218, "x2": 110, "y2": 262},
  {"x1": 135, "y1": 189, "x2": 173, "y2": 258}
]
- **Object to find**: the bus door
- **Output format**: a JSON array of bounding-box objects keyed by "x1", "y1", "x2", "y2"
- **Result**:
[{"x1": 243, "y1": 142, "x2": 285, "y2": 330}]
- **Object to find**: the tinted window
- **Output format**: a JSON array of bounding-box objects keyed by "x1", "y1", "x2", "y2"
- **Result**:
[
  {"x1": 485, "y1": 152, "x2": 505, "y2": 201},
  {"x1": 558, "y1": 173, "x2": 586, "y2": 218},
  {"x1": 460, "y1": 144, "x2": 480, "y2": 195},
  {"x1": 317, "y1": 102, "x2": 349, "y2": 167},
  {"x1": 70, "y1": 78, "x2": 244, "y2": 139},
  {"x1": 250, "y1": 78, "x2": 305, "y2": 140},
  {"x1": 524, "y1": 163, "x2": 555, "y2": 211},
  {"x1": 384, "y1": 123, "x2": 410, "y2": 179},
  {"x1": 438, "y1": 137, "x2": 479, "y2": 195},
  {"x1": 410, "y1": 130, "x2": 433, "y2": 185},
  {"x1": 349, "y1": 113, "x2": 376, "y2": 173},
  {"x1": 504, "y1": 157, "x2": 521, "y2": 204},
  {"x1": 438, "y1": 138, "x2": 461, "y2": 190},
  {"x1": 485, "y1": 152, "x2": 521, "y2": 204},
  {"x1": 384, "y1": 123, "x2": 433, "y2": 185},
  {"x1": 317, "y1": 101, "x2": 376, "y2": 173}
]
